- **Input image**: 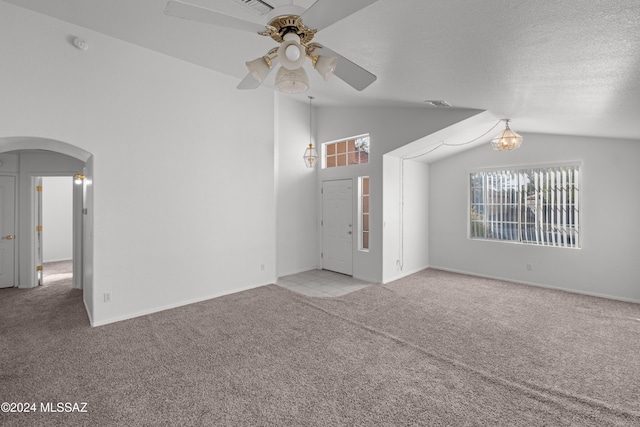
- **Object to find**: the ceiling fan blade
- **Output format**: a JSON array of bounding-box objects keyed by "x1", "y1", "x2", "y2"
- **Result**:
[
  {"x1": 237, "y1": 73, "x2": 262, "y2": 90},
  {"x1": 301, "y1": 0, "x2": 378, "y2": 31},
  {"x1": 164, "y1": 1, "x2": 266, "y2": 34},
  {"x1": 317, "y1": 46, "x2": 376, "y2": 91}
]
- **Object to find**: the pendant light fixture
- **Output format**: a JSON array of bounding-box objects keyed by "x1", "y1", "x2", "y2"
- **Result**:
[
  {"x1": 303, "y1": 96, "x2": 318, "y2": 168},
  {"x1": 491, "y1": 119, "x2": 523, "y2": 151}
]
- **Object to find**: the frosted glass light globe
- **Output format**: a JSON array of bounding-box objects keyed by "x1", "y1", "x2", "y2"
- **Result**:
[
  {"x1": 285, "y1": 44, "x2": 301, "y2": 61},
  {"x1": 277, "y1": 32, "x2": 306, "y2": 70},
  {"x1": 275, "y1": 66, "x2": 309, "y2": 94}
]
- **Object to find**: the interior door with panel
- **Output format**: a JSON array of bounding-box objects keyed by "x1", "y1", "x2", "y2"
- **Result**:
[
  {"x1": 322, "y1": 179, "x2": 353, "y2": 275},
  {"x1": 0, "y1": 175, "x2": 16, "y2": 288}
]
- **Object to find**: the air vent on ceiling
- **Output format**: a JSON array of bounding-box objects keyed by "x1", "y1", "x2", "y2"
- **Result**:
[
  {"x1": 234, "y1": 0, "x2": 274, "y2": 16},
  {"x1": 425, "y1": 100, "x2": 451, "y2": 107}
]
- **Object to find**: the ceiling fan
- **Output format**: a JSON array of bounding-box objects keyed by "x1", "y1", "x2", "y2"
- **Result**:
[{"x1": 164, "y1": 0, "x2": 378, "y2": 93}]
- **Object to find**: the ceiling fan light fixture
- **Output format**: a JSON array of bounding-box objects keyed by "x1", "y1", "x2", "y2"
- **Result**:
[
  {"x1": 165, "y1": 1, "x2": 379, "y2": 93},
  {"x1": 313, "y1": 55, "x2": 337, "y2": 80},
  {"x1": 245, "y1": 56, "x2": 272, "y2": 82},
  {"x1": 275, "y1": 66, "x2": 309, "y2": 94},
  {"x1": 491, "y1": 119, "x2": 523, "y2": 151},
  {"x1": 277, "y1": 33, "x2": 306, "y2": 70}
]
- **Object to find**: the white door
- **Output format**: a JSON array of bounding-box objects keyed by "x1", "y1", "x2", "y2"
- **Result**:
[
  {"x1": 0, "y1": 176, "x2": 16, "y2": 288},
  {"x1": 322, "y1": 179, "x2": 353, "y2": 275},
  {"x1": 73, "y1": 177, "x2": 83, "y2": 289}
]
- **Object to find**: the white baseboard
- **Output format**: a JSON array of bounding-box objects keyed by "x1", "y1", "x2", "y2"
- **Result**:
[
  {"x1": 353, "y1": 273, "x2": 379, "y2": 284},
  {"x1": 382, "y1": 265, "x2": 430, "y2": 285},
  {"x1": 84, "y1": 295, "x2": 94, "y2": 326},
  {"x1": 43, "y1": 258, "x2": 72, "y2": 263},
  {"x1": 91, "y1": 281, "x2": 273, "y2": 327},
  {"x1": 430, "y1": 265, "x2": 640, "y2": 305}
]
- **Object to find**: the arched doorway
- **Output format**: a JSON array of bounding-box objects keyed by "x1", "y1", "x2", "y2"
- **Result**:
[{"x1": 0, "y1": 137, "x2": 93, "y2": 304}]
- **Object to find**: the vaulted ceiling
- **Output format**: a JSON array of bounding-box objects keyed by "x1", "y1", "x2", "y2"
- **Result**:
[{"x1": 4, "y1": 0, "x2": 640, "y2": 140}]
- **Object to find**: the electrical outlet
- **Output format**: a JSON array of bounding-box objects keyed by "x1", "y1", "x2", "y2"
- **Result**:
[
  {"x1": 103, "y1": 293, "x2": 111, "y2": 303},
  {"x1": 260, "y1": 264, "x2": 265, "y2": 271},
  {"x1": 526, "y1": 264, "x2": 532, "y2": 271}
]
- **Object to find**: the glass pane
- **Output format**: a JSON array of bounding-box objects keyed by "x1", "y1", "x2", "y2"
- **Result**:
[
  {"x1": 470, "y1": 220, "x2": 485, "y2": 238},
  {"x1": 348, "y1": 152, "x2": 359, "y2": 165},
  {"x1": 363, "y1": 213, "x2": 369, "y2": 231},
  {"x1": 363, "y1": 195, "x2": 369, "y2": 212},
  {"x1": 469, "y1": 166, "x2": 579, "y2": 247},
  {"x1": 363, "y1": 177, "x2": 369, "y2": 195},
  {"x1": 356, "y1": 136, "x2": 370, "y2": 154},
  {"x1": 327, "y1": 155, "x2": 336, "y2": 168},
  {"x1": 362, "y1": 232, "x2": 369, "y2": 250},
  {"x1": 360, "y1": 152, "x2": 369, "y2": 164},
  {"x1": 323, "y1": 135, "x2": 370, "y2": 169}
]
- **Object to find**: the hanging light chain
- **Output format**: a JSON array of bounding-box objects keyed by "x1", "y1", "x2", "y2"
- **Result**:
[
  {"x1": 303, "y1": 95, "x2": 319, "y2": 168},
  {"x1": 309, "y1": 96, "x2": 313, "y2": 147}
]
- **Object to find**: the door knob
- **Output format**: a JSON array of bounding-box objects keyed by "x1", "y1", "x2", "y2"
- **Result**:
[
  {"x1": 347, "y1": 231, "x2": 352, "y2": 235},
  {"x1": 4, "y1": 235, "x2": 14, "y2": 240}
]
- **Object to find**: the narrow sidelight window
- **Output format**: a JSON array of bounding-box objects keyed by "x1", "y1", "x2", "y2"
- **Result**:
[{"x1": 359, "y1": 176, "x2": 370, "y2": 251}]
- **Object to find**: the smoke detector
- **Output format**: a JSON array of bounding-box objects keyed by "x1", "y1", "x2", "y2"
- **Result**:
[{"x1": 73, "y1": 37, "x2": 89, "y2": 50}]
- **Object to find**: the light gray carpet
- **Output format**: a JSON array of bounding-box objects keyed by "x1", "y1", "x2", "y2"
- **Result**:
[
  {"x1": 42, "y1": 260, "x2": 73, "y2": 286},
  {"x1": 1, "y1": 269, "x2": 639, "y2": 426}
]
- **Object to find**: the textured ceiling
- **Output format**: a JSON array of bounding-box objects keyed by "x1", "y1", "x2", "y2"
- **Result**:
[{"x1": 4, "y1": 0, "x2": 640, "y2": 141}]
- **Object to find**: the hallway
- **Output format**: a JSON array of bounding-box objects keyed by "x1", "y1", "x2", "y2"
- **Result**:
[{"x1": 42, "y1": 260, "x2": 73, "y2": 286}]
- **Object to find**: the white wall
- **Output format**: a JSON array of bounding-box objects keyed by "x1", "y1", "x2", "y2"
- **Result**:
[
  {"x1": 317, "y1": 105, "x2": 479, "y2": 283},
  {"x1": 0, "y1": 2, "x2": 275, "y2": 325},
  {"x1": 429, "y1": 133, "x2": 640, "y2": 303},
  {"x1": 275, "y1": 95, "x2": 318, "y2": 277},
  {"x1": 382, "y1": 156, "x2": 401, "y2": 282},
  {"x1": 42, "y1": 176, "x2": 73, "y2": 262},
  {"x1": 382, "y1": 157, "x2": 430, "y2": 283}
]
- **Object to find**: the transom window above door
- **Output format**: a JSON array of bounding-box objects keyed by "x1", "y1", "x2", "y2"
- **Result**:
[{"x1": 322, "y1": 135, "x2": 369, "y2": 169}]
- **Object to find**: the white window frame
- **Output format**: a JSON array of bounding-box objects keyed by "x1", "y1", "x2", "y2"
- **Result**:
[
  {"x1": 321, "y1": 134, "x2": 370, "y2": 169},
  {"x1": 469, "y1": 162, "x2": 581, "y2": 248}
]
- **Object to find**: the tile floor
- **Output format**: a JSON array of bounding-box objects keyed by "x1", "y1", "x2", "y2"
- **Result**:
[{"x1": 276, "y1": 269, "x2": 373, "y2": 297}]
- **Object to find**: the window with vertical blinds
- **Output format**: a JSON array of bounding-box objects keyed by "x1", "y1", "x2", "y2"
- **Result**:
[{"x1": 470, "y1": 165, "x2": 580, "y2": 248}]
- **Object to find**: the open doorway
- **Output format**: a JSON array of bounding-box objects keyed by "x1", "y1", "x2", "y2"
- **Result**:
[
  {"x1": 39, "y1": 176, "x2": 75, "y2": 287},
  {"x1": 0, "y1": 137, "x2": 94, "y2": 322}
]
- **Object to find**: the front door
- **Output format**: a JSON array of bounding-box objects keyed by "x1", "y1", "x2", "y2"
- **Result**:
[
  {"x1": 0, "y1": 176, "x2": 16, "y2": 288},
  {"x1": 322, "y1": 179, "x2": 353, "y2": 275}
]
